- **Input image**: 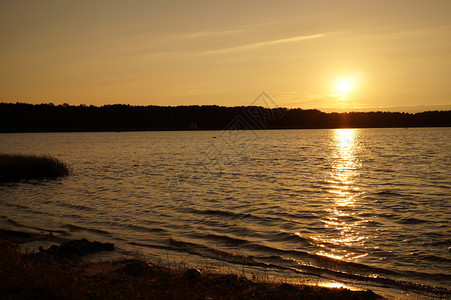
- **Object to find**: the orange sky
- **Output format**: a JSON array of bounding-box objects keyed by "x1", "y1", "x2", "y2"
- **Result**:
[{"x1": 1, "y1": 1, "x2": 450, "y2": 112}]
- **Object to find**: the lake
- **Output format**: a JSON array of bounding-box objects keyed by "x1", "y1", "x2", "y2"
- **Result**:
[{"x1": 0, "y1": 128, "x2": 450, "y2": 298}]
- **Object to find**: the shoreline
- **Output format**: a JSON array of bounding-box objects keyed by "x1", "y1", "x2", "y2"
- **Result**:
[
  {"x1": 1, "y1": 125, "x2": 451, "y2": 134},
  {"x1": 0, "y1": 228, "x2": 384, "y2": 299},
  {"x1": 1, "y1": 103, "x2": 451, "y2": 131}
]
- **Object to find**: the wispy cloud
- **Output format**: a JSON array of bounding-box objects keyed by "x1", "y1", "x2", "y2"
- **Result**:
[
  {"x1": 200, "y1": 33, "x2": 325, "y2": 55},
  {"x1": 180, "y1": 29, "x2": 245, "y2": 39}
]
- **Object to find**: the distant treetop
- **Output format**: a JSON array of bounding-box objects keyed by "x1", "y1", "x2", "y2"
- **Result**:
[{"x1": 0, "y1": 102, "x2": 449, "y2": 132}]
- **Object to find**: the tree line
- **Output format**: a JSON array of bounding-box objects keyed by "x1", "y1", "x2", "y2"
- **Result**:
[{"x1": 0, "y1": 102, "x2": 450, "y2": 132}]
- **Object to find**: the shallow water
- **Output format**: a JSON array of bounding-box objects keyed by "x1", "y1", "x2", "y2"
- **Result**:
[{"x1": 0, "y1": 128, "x2": 450, "y2": 297}]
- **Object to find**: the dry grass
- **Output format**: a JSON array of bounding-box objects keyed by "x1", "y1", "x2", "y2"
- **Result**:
[
  {"x1": 0, "y1": 154, "x2": 70, "y2": 182},
  {"x1": 0, "y1": 239, "x2": 383, "y2": 300}
]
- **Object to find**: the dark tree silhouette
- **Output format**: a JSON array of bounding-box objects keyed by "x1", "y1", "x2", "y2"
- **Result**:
[{"x1": 0, "y1": 102, "x2": 450, "y2": 132}]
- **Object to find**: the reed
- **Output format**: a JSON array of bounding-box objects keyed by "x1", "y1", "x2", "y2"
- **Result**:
[{"x1": 0, "y1": 154, "x2": 70, "y2": 182}]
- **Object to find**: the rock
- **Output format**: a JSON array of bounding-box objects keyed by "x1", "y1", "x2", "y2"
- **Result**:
[
  {"x1": 183, "y1": 268, "x2": 202, "y2": 282},
  {"x1": 40, "y1": 238, "x2": 114, "y2": 257}
]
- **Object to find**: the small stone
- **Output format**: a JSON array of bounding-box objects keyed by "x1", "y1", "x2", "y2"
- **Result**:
[{"x1": 183, "y1": 268, "x2": 202, "y2": 282}]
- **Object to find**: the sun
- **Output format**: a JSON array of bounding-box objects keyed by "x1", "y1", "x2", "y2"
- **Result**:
[{"x1": 336, "y1": 79, "x2": 352, "y2": 94}]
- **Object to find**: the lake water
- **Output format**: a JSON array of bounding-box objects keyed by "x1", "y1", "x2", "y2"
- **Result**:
[{"x1": 0, "y1": 128, "x2": 450, "y2": 298}]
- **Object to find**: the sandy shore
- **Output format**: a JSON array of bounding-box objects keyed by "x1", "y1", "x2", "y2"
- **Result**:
[{"x1": 0, "y1": 228, "x2": 384, "y2": 299}]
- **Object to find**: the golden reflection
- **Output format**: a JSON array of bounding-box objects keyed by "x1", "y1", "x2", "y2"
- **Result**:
[
  {"x1": 320, "y1": 282, "x2": 344, "y2": 289},
  {"x1": 314, "y1": 129, "x2": 367, "y2": 261},
  {"x1": 317, "y1": 281, "x2": 361, "y2": 291}
]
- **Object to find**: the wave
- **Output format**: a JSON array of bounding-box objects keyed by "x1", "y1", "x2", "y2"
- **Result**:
[
  {"x1": 374, "y1": 190, "x2": 404, "y2": 196},
  {"x1": 124, "y1": 223, "x2": 167, "y2": 233},
  {"x1": 52, "y1": 200, "x2": 97, "y2": 212},
  {"x1": 3, "y1": 217, "x2": 66, "y2": 235},
  {"x1": 267, "y1": 231, "x2": 313, "y2": 245},
  {"x1": 130, "y1": 236, "x2": 451, "y2": 296},
  {"x1": 422, "y1": 239, "x2": 451, "y2": 247},
  {"x1": 3, "y1": 202, "x2": 54, "y2": 217},
  {"x1": 64, "y1": 224, "x2": 110, "y2": 235},
  {"x1": 397, "y1": 217, "x2": 429, "y2": 224},
  {"x1": 182, "y1": 207, "x2": 316, "y2": 228},
  {"x1": 199, "y1": 233, "x2": 249, "y2": 246},
  {"x1": 103, "y1": 221, "x2": 168, "y2": 234},
  {"x1": 182, "y1": 207, "x2": 269, "y2": 222}
]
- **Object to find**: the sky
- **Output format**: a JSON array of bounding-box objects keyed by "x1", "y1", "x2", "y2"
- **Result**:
[{"x1": 1, "y1": 0, "x2": 451, "y2": 112}]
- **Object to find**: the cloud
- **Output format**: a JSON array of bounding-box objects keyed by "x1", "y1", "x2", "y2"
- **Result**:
[
  {"x1": 179, "y1": 29, "x2": 245, "y2": 39},
  {"x1": 200, "y1": 33, "x2": 325, "y2": 55}
]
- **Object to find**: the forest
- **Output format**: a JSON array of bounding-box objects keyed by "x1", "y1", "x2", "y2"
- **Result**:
[{"x1": 0, "y1": 102, "x2": 450, "y2": 132}]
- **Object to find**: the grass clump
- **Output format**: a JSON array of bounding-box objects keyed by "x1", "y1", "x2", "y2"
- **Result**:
[{"x1": 0, "y1": 154, "x2": 70, "y2": 182}]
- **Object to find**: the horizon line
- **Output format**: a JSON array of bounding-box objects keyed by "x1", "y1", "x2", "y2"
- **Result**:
[{"x1": 1, "y1": 101, "x2": 450, "y2": 114}]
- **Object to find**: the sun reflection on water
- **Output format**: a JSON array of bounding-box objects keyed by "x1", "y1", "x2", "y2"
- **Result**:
[{"x1": 314, "y1": 129, "x2": 368, "y2": 261}]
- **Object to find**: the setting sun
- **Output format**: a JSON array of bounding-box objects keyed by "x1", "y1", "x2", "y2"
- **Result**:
[{"x1": 336, "y1": 79, "x2": 353, "y2": 94}]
